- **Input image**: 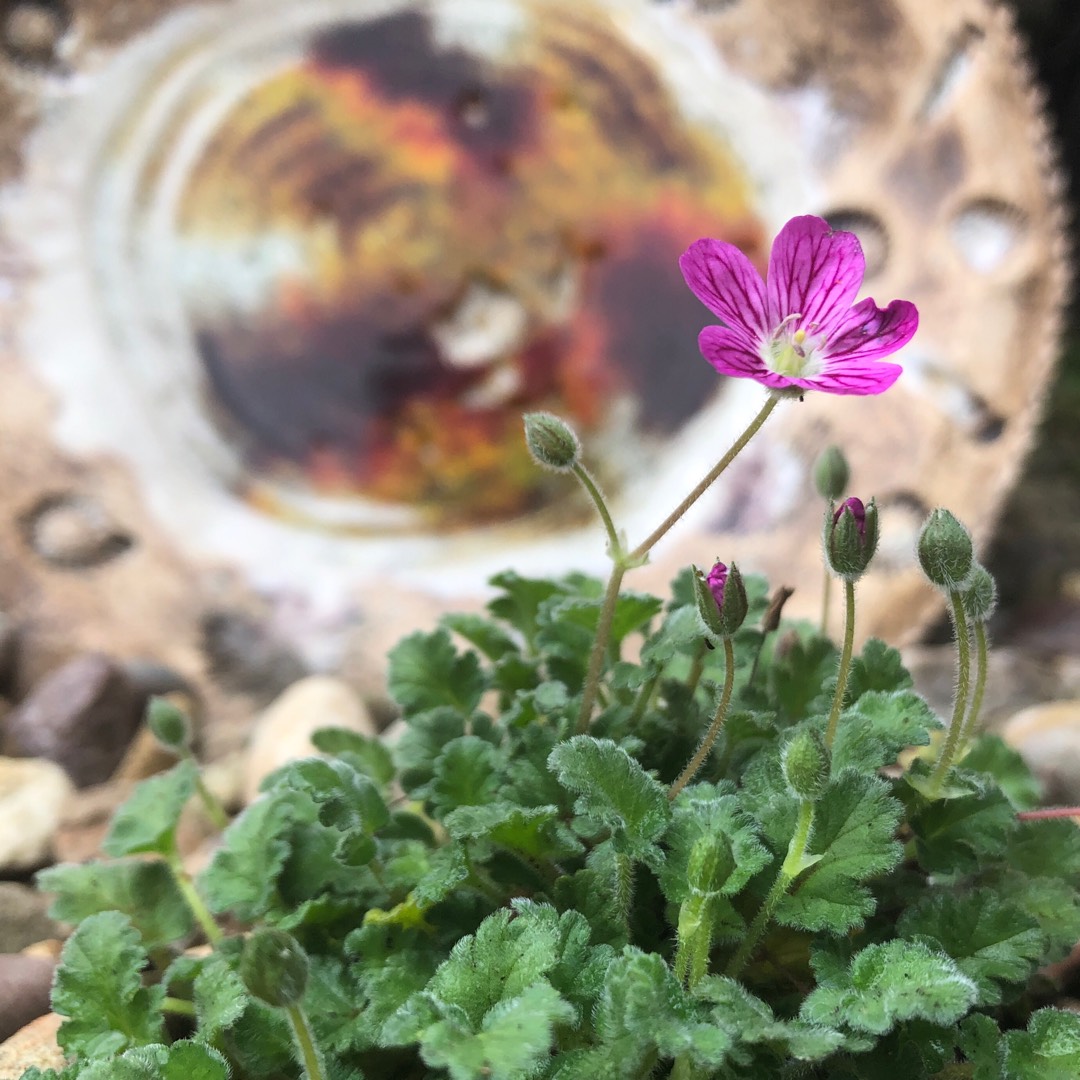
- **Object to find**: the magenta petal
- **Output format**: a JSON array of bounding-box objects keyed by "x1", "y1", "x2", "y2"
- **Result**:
[
  {"x1": 826, "y1": 297, "x2": 919, "y2": 363},
  {"x1": 697, "y1": 326, "x2": 777, "y2": 383},
  {"x1": 680, "y1": 238, "x2": 769, "y2": 343},
  {"x1": 765, "y1": 216, "x2": 865, "y2": 335},
  {"x1": 802, "y1": 358, "x2": 903, "y2": 396}
]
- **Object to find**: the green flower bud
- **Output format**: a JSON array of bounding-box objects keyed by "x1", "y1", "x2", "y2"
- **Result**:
[
  {"x1": 782, "y1": 727, "x2": 830, "y2": 801},
  {"x1": 813, "y1": 445, "x2": 850, "y2": 501},
  {"x1": 692, "y1": 561, "x2": 748, "y2": 639},
  {"x1": 523, "y1": 412, "x2": 581, "y2": 472},
  {"x1": 240, "y1": 928, "x2": 310, "y2": 1008},
  {"x1": 824, "y1": 497, "x2": 879, "y2": 581},
  {"x1": 960, "y1": 563, "x2": 997, "y2": 623},
  {"x1": 146, "y1": 695, "x2": 191, "y2": 751},
  {"x1": 686, "y1": 834, "x2": 736, "y2": 895},
  {"x1": 917, "y1": 508, "x2": 974, "y2": 591}
]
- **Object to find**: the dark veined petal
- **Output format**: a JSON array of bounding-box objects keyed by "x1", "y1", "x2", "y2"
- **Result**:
[
  {"x1": 680, "y1": 238, "x2": 769, "y2": 344},
  {"x1": 698, "y1": 325, "x2": 793, "y2": 390},
  {"x1": 800, "y1": 356, "x2": 904, "y2": 396},
  {"x1": 825, "y1": 296, "x2": 919, "y2": 363},
  {"x1": 765, "y1": 216, "x2": 865, "y2": 335}
]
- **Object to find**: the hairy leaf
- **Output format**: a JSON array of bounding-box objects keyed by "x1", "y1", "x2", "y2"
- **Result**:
[
  {"x1": 388, "y1": 628, "x2": 486, "y2": 716},
  {"x1": 1002, "y1": 1009, "x2": 1080, "y2": 1080},
  {"x1": 102, "y1": 761, "x2": 199, "y2": 858}
]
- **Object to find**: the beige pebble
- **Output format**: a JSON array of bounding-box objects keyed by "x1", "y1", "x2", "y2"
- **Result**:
[
  {"x1": 0, "y1": 1012, "x2": 63, "y2": 1078},
  {"x1": 243, "y1": 676, "x2": 377, "y2": 803},
  {"x1": 0, "y1": 758, "x2": 74, "y2": 872},
  {"x1": 1002, "y1": 700, "x2": 1080, "y2": 804},
  {"x1": 109, "y1": 723, "x2": 179, "y2": 784}
]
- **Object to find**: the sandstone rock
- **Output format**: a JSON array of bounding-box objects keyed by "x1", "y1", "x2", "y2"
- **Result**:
[
  {"x1": 0, "y1": 884, "x2": 58, "y2": 954},
  {"x1": 0, "y1": 1012, "x2": 62, "y2": 1078},
  {"x1": 243, "y1": 676, "x2": 377, "y2": 803},
  {"x1": 0, "y1": 757, "x2": 73, "y2": 872},
  {"x1": 0, "y1": 955, "x2": 55, "y2": 1042},
  {"x1": 3, "y1": 654, "x2": 149, "y2": 787},
  {"x1": 1002, "y1": 700, "x2": 1080, "y2": 804},
  {"x1": 52, "y1": 778, "x2": 134, "y2": 864}
]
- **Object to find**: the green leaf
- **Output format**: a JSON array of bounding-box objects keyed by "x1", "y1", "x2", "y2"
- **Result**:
[
  {"x1": 548, "y1": 736, "x2": 670, "y2": 865},
  {"x1": 102, "y1": 760, "x2": 199, "y2": 858},
  {"x1": 639, "y1": 605, "x2": 703, "y2": 670},
  {"x1": 959, "y1": 1013, "x2": 1005, "y2": 1080},
  {"x1": 199, "y1": 794, "x2": 294, "y2": 921},
  {"x1": 777, "y1": 772, "x2": 904, "y2": 934},
  {"x1": 909, "y1": 782, "x2": 1016, "y2": 876},
  {"x1": 442, "y1": 611, "x2": 520, "y2": 660},
  {"x1": 845, "y1": 638, "x2": 914, "y2": 699},
  {"x1": 802, "y1": 940, "x2": 977, "y2": 1035},
  {"x1": 962, "y1": 735, "x2": 1041, "y2": 810},
  {"x1": 394, "y1": 706, "x2": 469, "y2": 796},
  {"x1": 444, "y1": 801, "x2": 583, "y2": 861},
  {"x1": 431, "y1": 735, "x2": 502, "y2": 815},
  {"x1": 487, "y1": 571, "x2": 565, "y2": 649},
  {"x1": 388, "y1": 628, "x2": 486, "y2": 716},
  {"x1": 898, "y1": 891, "x2": 1044, "y2": 1004},
  {"x1": 1003, "y1": 1009, "x2": 1080, "y2": 1080},
  {"x1": 831, "y1": 690, "x2": 940, "y2": 774},
  {"x1": 768, "y1": 633, "x2": 838, "y2": 721},
  {"x1": 52, "y1": 911, "x2": 165, "y2": 1058},
  {"x1": 37, "y1": 860, "x2": 193, "y2": 949},
  {"x1": 270, "y1": 756, "x2": 390, "y2": 837},
  {"x1": 991, "y1": 872, "x2": 1080, "y2": 965},
  {"x1": 77, "y1": 1041, "x2": 230, "y2": 1080},
  {"x1": 193, "y1": 955, "x2": 249, "y2": 1042},
  {"x1": 311, "y1": 725, "x2": 395, "y2": 788}
]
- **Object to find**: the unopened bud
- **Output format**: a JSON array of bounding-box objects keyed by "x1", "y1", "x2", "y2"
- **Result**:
[
  {"x1": 523, "y1": 412, "x2": 581, "y2": 472},
  {"x1": 960, "y1": 564, "x2": 997, "y2": 623},
  {"x1": 686, "y1": 834, "x2": 735, "y2": 895},
  {"x1": 824, "y1": 497, "x2": 879, "y2": 581},
  {"x1": 782, "y1": 727, "x2": 830, "y2": 801},
  {"x1": 240, "y1": 928, "x2": 310, "y2": 1008},
  {"x1": 146, "y1": 696, "x2": 191, "y2": 751},
  {"x1": 917, "y1": 509, "x2": 974, "y2": 591},
  {"x1": 692, "y1": 560, "x2": 748, "y2": 639},
  {"x1": 813, "y1": 445, "x2": 850, "y2": 502}
]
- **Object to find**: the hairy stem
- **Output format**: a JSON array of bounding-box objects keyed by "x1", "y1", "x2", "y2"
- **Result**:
[
  {"x1": 629, "y1": 672, "x2": 661, "y2": 726},
  {"x1": 576, "y1": 564, "x2": 627, "y2": 733},
  {"x1": 193, "y1": 769, "x2": 230, "y2": 832},
  {"x1": 162, "y1": 996, "x2": 197, "y2": 1017},
  {"x1": 958, "y1": 620, "x2": 988, "y2": 752},
  {"x1": 166, "y1": 849, "x2": 222, "y2": 946},
  {"x1": 928, "y1": 592, "x2": 972, "y2": 797},
  {"x1": 726, "y1": 799, "x2": 815, "y2": 978},
  {"x1": 614, "y1": 851, "x2": 634, "y2": 938},
  {"x1": 820, "y1": 565, "x2": 831, "y2": 636},
  {"x1": 571, "y1": 462, "x2": 623, "y2": 560},
  {"x1": 286, "y1": 1003, "x2": 327, "y2": 1080},
  {"x1": 824, "y1": 579, "x2": 856, "y2": 749},
  {"x1": 685, "y1": 640, "x2": 708, "y2": 700},
  {"x1": 628, "y1": 396, "x2": 778, "y2": 563},
  {"x1": 668, "y1": 637, "x2": 736, "y2": 800}
]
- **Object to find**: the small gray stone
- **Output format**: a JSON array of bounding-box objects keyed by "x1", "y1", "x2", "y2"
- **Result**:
[
  {"x1": 0, "y1": 757, "x2": 73, "y2": 872},
  {"x1": 0, "y1": 955, "x2": 54, "y2": 1042},
  {"x1": 0, "y1": 885, "x2": 58, "y2": 954},
  {"x1": 3, "y1": 654, "x2": 149, "y2": 787}
]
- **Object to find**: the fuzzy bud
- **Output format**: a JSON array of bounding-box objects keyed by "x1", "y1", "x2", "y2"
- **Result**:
[
  {"x1": 959, "y1": 563, "x2": 997, "y2": 623},
  {"x1": 824, "y1": 497, "x2": 879, "y2": 581},
  {"x1": 782, "y1": 727, "x2": 831, "y2": 801},
  {"x1": 146, "y1": 696, "x2": 191, "y2": 751},
  {"x1": 686, "y1": 834, "x2": 735, "y2": 895},
  {"x1": 523, "y1": 412, "x2": 581, "y2": 472},
  {"x1": 917, "y1": 508, "x2": 974, "y2": 591},
  {"x1": 692, "y1": 560, "x2": 748, "y2": 639},
  {"x1": 813, "y1": 445, "x2": 850, "y2": 502},
  {"x1": 240, "y1": 928, "x2": 310, "y2": 1008}
]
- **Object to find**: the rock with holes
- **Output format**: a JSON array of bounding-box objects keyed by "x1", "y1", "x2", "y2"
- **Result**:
[
  {"x1": 2, "y1": 654, "x2": 148, "y2": 787},
  {"x1": 1002, "y1": 700, "x2": 1080, "y2": 804},
  {"x1": 0, "y1": 757, "x2": 73, "y2": 872},
  {"x1": 243, "y1": 676, "x2": 377, "y2": 803}
]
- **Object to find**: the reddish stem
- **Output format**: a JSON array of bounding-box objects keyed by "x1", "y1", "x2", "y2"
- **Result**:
[{"x1": 1016, "y1": 807, "x2": 1080, "y2": 821}]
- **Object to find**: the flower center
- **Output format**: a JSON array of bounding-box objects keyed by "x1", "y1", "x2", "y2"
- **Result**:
[{"x1": 763, "y1": 320, "x2": 825, "y2": 379}]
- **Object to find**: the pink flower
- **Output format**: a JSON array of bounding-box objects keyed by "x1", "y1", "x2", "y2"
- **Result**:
[
  {"x1": 706, "y1": 561, "x2": 728, "y2": 610},
  {"x1": 833, "y1": 496, "x2": 866, "y2": 537},
  {"x1": 679, "y1": 216, "x2": 918, "y2": 396}
]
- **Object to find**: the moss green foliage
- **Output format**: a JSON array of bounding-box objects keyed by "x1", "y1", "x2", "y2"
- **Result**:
[{"x1": 25, "y1": 569, "x2": 1080, "y2": 1079}]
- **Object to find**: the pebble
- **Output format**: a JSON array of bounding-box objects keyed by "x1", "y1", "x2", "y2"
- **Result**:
[
  {"x1": 51, "y1": 778, "x2": 134, "y2": 865},
  {"x1": 1002, "y1": 700, "x2": 1080, "y2": 804},
  {"x1": 243, "y1": 676, "x2": 377, "y2": 803},
  {"x1": 0, "y1": 1012, "x2": 62, "y2": 1079},
  {"x1": 2, "y1": 653, "x2": 149, "y2": 787},
  {"x1": 0, "y1": 757, "x2": 73, "y2": 872},
  {"x1": 0, "y1": 955, "x2": 55, "y2": 1042},
  {"x1": 0, "y1": 885, "x2": 58, "y2": 954}
]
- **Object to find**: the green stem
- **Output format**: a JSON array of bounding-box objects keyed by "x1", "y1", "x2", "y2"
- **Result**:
[
  {"x1": 286, "y1": 1003, "x2": 327, "y2": 1080},
  {"x1": 958, "y1": 620, "x2": 988, "y2": 752},
  {"x1": 571, "y1": 462, "x2": 623, "y2": 560},
  {"x1": 162, "y1": 996, "x2": 197, "y2": 1017},
  {"x1": 614, "y1": 851, "x2": 634, "y2": 937},
  {"x1": 928, "y1": 592, "x2": 972, "y2": 797},
  {"x1": 685, "y1": 640, "x2": 708, "y2": 700},
  {"x1": 820, "y1": 565, "x2": 831, "y2": 636},
  {"x1": 166, "y1": 849, "x2": 223, "y2": 946},
  {"x1": 668, "y1": 637, "x2": 736, "y2": 800},
  {"x1": 575, "y1": 563, "x2": 627, "y2": 733},
  {"x1": 629, "y1": 671, "x2": 661, "y2": 725},
  {"x1": 726, "y1": 799, "x2": 815, "y2": 978},
  {"x1": 628, "y1": 396, "x2": 778, "y2": 563},
  {"x1": 192, "y1": 768, "x2": 230, "y2": 831},
  {"x1": 824, "y1": 578, "x2": 856, "y2": 750}
]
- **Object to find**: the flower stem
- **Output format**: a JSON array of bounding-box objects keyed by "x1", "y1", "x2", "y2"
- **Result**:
[
  {"x1": 820, "y1": 565, "x2": 831, "y2": 636},
  {"x1": 629, "y1": 671, "x2": 661, "y2": 726},
  {"x1": 162, "y1": 996, "x2": 197, "y2": 1017},
  {"x1": 166, "y1": 848, "x2": 223, "y2": 946},
  {"x1": 192, "y1": 769, "x2": 230, "y2": 832},
  {"x1": 685, "y1": 640, "x2": 708, "y2": 700},
  {"x1": 668, "y1": 637, "x2": 736, "y2": 800},
  {"x1": 1017, "y1": 806, "x2": 1080, "y2": 821},
  {"x1": 958, "y1": 621, "x2": 988, "y2": 752},
  {"x1": 571, "y1": 462, "x2": 623, "y2": 560},
  {"x1": 628, "y1": 395, "x2": 779, "y2": 564},
  {"x1": 928, "y1": 592, "x2": 971, "y2": 797},
  {"x1": 286, "y1": 1003, "x2": 327, "y2": 1080},
  {"x1": 824, "y1": 579, "x2": 856, "y2": 750},
  {"x1": 726, "y1": 799, "x2": 815, "y2": 978},
  {"x1": 575, "y1": 563, "x2": 626, "y2": 733}
]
